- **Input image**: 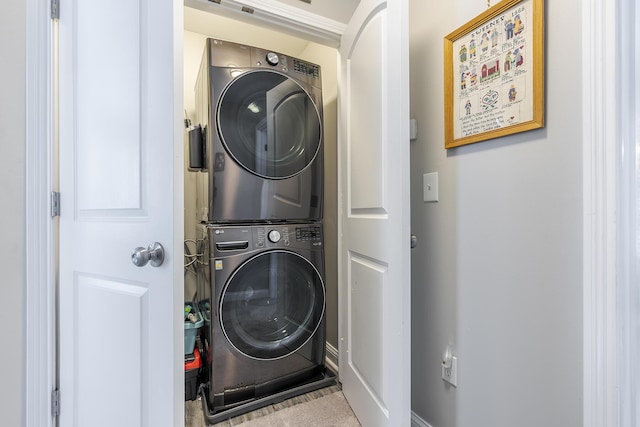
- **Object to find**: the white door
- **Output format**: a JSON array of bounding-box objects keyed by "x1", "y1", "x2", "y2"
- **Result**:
[
  {"x1": 338, "y1": 0, "x2": 411, "y2": 426},
  {"x1": 57, "y1": 0, "x2": 184, "y2": 426}
]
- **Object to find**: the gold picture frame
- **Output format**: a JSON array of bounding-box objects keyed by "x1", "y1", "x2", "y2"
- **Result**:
[{"x1": 444, "y1": 0, "x2": 544, "y2": 149}]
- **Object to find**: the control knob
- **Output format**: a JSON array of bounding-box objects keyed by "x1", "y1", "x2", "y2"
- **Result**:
[
  {"x1": 266, "y1": 52, "x2": 279, "y2": 66},
  {"x1": 268, "y1": 229, "x2": 281, "y2": 243}
]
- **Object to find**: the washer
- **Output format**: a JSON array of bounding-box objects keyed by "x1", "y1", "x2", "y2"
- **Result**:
[
  {"x1": 197, "y1": 222, "x2": 327, "y2": 416},
  {"x1": 194, "y1": 38, "x2": 324, "y2": 222}
]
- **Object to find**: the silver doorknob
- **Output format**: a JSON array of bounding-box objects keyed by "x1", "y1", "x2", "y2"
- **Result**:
[
  {"x1": 411, "y1": 234, "x2": 417, "y2": 249},
  {"x1": 131, "y1": 242, "x2": 165, "y2": 267}
]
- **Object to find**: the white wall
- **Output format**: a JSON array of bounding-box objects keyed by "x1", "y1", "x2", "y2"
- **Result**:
[
  {"x1": 0, "y1": 0, "x2": 25, "y2": 425},
  {"x1": 409, "y1": 0, "x2": 583, "y2": 426}
]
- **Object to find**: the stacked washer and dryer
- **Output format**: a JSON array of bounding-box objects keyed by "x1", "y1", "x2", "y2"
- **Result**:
[{"x1": 190, "y1": 39, "x2": 333, "y2": 423}]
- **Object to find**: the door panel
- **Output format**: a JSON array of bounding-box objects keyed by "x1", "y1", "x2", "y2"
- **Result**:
[
  {"x1": 74, "y1": 275, "x2": 148, "y2": 426},
  {"x1": 75, "y1": 0, "x2": 142, "y2": 212},
  {"x1": 348, "y1": 12, "x2": 385, "y2": 212},
  {"x1": 338, "y1": 0, "x2": 410, "y2": 426},
  {"x1": 58, "y1": 0, "x2": 183, "y2": 425},
  {"x1": 349, "y1": 256, "x2": 385, "y2": 402}
]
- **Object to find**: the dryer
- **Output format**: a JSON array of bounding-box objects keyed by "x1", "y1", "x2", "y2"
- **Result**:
[
  {"x1": 193, "y1": 39, "x2": 324, "y2": 223},
  {"x1": 196, "y1": 222, "x2": 328, "y2": 419}
]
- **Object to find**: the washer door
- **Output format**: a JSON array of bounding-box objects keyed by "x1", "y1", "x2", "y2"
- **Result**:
[
  {"x1": 220, "y1": 250, "x2": 325, "y2": 360},
  {"x1": 217, "y1": 70, "x2": 322, "y2": 179}
]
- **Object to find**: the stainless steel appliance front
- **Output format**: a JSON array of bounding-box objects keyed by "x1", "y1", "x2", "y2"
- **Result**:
[
  {"x1": 193, "y1": 39, "x2": 324, "y2": 223},
  {"x1": 196, "y1": 222, "x2": 327, "y2": 416}
]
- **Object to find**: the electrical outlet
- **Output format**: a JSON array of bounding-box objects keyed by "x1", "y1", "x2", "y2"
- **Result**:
[{"x1": 442, "y1": 356, "x2": 458, "y2": 386}]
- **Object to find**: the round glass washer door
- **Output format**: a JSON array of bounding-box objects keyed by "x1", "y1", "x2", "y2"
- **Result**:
[
  {"x1": 220, "y1": 250, "x2": 325, "y2": 360},
  {"x1": 217, "y1": 70, "x2": 322, "y2": 179}
]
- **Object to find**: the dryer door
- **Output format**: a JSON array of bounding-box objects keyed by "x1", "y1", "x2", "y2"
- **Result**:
[
  {"x1": 217, "y1": 70, "x2": 322, "y2": 179},
  {"x1": 219, "y1": 250, "x2": 325, "y2": 360}
]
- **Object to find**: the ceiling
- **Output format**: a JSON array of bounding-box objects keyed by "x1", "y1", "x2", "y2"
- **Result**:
[
  {"x1": 272, "y1": 0, "x2": 360, "y2": 24},
  {"x1": 185, "y1": 7, "x2": 312, "y2": 56},
  {"x1": 184, "y1": 0, "x2": 361, "y2": 47}
]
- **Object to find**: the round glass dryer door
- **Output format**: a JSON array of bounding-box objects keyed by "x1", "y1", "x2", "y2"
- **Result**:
[
  {"x1": 217, "y1": 70, "x2": 322, "y2": 179},
  {"x1": 220, "y1": 250, "x2": 325, "y2": 360}
]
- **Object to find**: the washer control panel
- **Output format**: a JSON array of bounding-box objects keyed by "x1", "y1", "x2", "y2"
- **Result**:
[
  {"x1": 210, "y1": 224, "x2": 321, "y2": 253},
  {"x1": 259, "y1": 226, "x2": 290, "y2": 247},
  {"x1": 296, "y1": 226, "x2": 322, "y2": 242},
  {"x1": 256, "y1": 227, "x2": 266, "y2": 248}
]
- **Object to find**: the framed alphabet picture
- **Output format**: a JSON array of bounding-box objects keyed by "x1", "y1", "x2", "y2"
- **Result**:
[{"x1": 444, "y1": 0, "x2": 544, "y2": 149}]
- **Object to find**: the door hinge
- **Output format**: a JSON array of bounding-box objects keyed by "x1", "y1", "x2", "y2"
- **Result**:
[
  {"x1": 51, "y1": 191, "x2": 60, "y2": 217},
  {"x1": 51, "y1": 389, "x2": 60, "y2": 417},
  {"x1": 51, "y1": 0, "x2": 59, "y2": 20}
]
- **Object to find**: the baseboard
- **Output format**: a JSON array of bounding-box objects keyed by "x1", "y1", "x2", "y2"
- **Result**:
[
  {"x1": 411, "y1": 411, "x2": 434, "y2": 427},
  {"x1": 325, "y1": 342, "x2": 339, "y2": 374},
  {"x1": 324, "y1": 342, "x2": 428, "y2": 427}
]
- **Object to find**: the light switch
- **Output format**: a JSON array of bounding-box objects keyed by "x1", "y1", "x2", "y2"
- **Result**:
[
  {"x1": 410, "y1": 118, "x2": 418, "y2": 140},
  {"x1": 423, "y1": 172, "x2": 439, "y2": 202}
]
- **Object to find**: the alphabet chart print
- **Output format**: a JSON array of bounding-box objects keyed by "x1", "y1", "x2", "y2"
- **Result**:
[{"x1": 452, "y1": 0, "x2": 534, "y2": 140}]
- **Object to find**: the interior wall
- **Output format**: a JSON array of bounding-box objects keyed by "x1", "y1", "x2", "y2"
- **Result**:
[
  {"x1": 409, "y1": 0, "x2": 583, "y2": 426},
  {"x1": 0, "y1": 0, "x2": 26, "y2": 425},
  {"x1": 297, "y1": 42, "x2": 339, "y2": 355},
  {"x1": 183, "y1": 8, "x2": 339, "y2": 349}
]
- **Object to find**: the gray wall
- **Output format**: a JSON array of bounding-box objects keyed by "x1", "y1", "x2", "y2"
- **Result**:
[
  {"x1": 0, "y1": 0, "x2": 26, "y2": 425},
  {"x1": 409, "y1": 0, "x2": 583, "y2": 426}
]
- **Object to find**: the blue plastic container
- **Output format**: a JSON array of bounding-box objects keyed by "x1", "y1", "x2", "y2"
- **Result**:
[{"x1": 184, "y1": 311, "x2": 203, "y2": 355}]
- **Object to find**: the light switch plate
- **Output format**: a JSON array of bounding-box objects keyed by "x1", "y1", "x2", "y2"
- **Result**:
[
  {"x1": 410, "y1": 118, "x2": 418, "y2": 140},
  {"x1": 423, "y1": 172, "x2": 439, "y2": 202}
]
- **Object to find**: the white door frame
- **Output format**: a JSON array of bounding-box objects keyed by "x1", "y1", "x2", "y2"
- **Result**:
[
  {"x1": 616, "y1": 0, "x2": 639, "y2": 418},
  {"x1": 581, "y1": 0, "x2": 617, "y2": 424},
  {"x1": 25, "y1": 0, "x2": 636, "y2": 426},
  {"x1": 582, "y1": 0, "x2": 637, "y2": 426},
  {"x1": 612, "y1": 0, "x2": 639, "y2": 424},
  {"x1": 25, "y1": 0, "x2": 56, "y2": 425}
]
